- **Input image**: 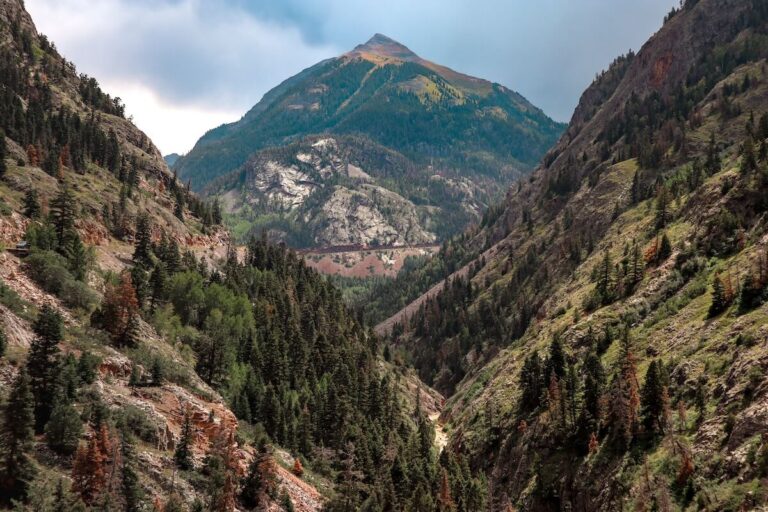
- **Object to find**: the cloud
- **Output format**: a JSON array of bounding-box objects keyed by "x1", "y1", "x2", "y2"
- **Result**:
[
  {"x1": 25, "y1": 0, "x2": 678, "y2": 154},
  {"x1": 25, "y1": 0, "x2": 339, "y2": 153}
]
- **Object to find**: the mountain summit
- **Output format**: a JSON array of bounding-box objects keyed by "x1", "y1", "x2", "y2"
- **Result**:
[
  {"x1": 347, "y1": 33, "x2": 420, "y2": 61},
  {"x1": 174, "y1": 35, "x2": 565, "y2": 201}
]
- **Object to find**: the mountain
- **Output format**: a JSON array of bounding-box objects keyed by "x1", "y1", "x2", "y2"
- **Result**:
[
  {"x1": 0, "y1": 2, "x2": 463, "y2": 511},
  {"x1": 175, "y1": 33, "x2": 565, "y2": 198},
  {"x1": 207, "y1": 133, "x2": 491, "y2": 247},
  {"x1": 377, "y1": 0, "x2": 768, "y2": 509},
  {"x1": 163, "y1": 152, "x2": 181, "y2": 167}
]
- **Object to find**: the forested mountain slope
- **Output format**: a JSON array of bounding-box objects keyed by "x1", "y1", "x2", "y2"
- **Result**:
[
  {"x1": 177, "y1": 34, "x2": 564, "y2": 248},
  {"x1": 0, "y1": 1, "x2": 471, "y2": 510},
  {"x1": 385, "y1": 0, "x2": 768, "y2": 509},
  {"x1": 176, "y1": 34, "x2": 564, "y2": 193}
]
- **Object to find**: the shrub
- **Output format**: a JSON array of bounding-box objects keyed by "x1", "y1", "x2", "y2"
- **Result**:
[
  {"x1": 25, "y1": 250, "x2": 97, "y2": 311},
  {"x1": 61, "y1": 279, "x2": 97, "y2": 311},
  {"x1": 26, "y1": 251, "x2": 71, "y2": 294}
]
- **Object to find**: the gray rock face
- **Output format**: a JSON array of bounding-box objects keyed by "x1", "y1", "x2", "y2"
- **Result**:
[
  {"x1": 210, "y1": 135, "x2": 472, "y2": 247},
  {"x1": 311, "y1": 185, "x2": 435, "y2": 247}
]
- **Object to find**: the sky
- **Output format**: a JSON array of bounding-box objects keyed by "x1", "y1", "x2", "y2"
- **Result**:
[{"x1": 25, "y1": 0, "x2": 679, "y2": 156}]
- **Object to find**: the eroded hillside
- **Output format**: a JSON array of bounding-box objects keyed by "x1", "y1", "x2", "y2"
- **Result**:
[{"x1": 384, "y1": 0, "x2": 768, "y2": 509}]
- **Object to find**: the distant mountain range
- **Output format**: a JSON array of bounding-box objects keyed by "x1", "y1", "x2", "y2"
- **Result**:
[
  {"x1": 163, "y1": 152, "x2": 181, "y2": 167},
  {"x1": 175, "y1": 34, "x2": 565, "y2": 245}
]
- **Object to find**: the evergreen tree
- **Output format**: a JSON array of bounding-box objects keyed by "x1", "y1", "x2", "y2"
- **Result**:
[
  {"x1": 27, "y1": 304, "x2": 63, "y2": 432},
  {"x1": 174, "y1": 197, "x2": 184, "y2": 222},
  {"x1": 23, "y1": 188, "x2": 41, "y2": 218},
  {"x1": 241, "y1": 441, "x2": 277, "y2": 508},
  {"x1": 630, "y1": 169, "x2": 641, "y2": 204},
  {"x1": 520, "y1": 353, "x2": 543, "y2": 413},
  {"x1": 705, "y1": 132, "x2": 720, "y2": 174},
  {"x1": 120, "y1": 430, "x2": 144, "y2": 512},
  {"x1": 0, "y1": 130, "x2": 7, "y2": 180},
  {"x1": 438, "y1": 469, "x2": 455, "y2": 511},
  {"x1": 0, "y1": 325, "x2": 6, "y2": 358},
  {"x1": 596, "y1": 250, "x2": 614, "y2": 304},
  {"x1": 741, "y1": 137, "x2": 758, "y2": 174},
  {"x1": 151, "y1": 357, "x2": 164, "y2": 385},
  {"x1": 579, "y1": 350, "x2": 605, "y2": 440},
  {"x1": 292, "y1": 457, "x2": 304, "y2": 477},
  {"x1": 709, "y1": 274, "x2": 728, "y2": 317},
  {"x1": 546, "y1": 337, "x2": 566, "y2": 379},
  {"x1": 658, "y1": 232, "x2": 672, "y2": 261},
  {"x1": 654, "y1": 186, "x2": 671, "y2": 230},
  {"x1": 64, "y1": 233, "x2": 89, "y2": 281},
  {"x1": 50, "y1": 186, "x2": 77, "y2": 250},
  {"x1": 607, "y1": 339, "x2": 640, "y2": 449},
  {"x1": 174, "y1": 404, "x2": 194, "y2": 471},
  {"x1": 132, "y1": 214, "x2": 153, "y2": 268},
  {"x1": 71, "y1": 424, "x2": 111, "y2": 506},
  {"x1": 641, "y1": 360, "x2": 668, "y2": 434},
  {"x1": 45, "y1": 400, "x2": 83, "y2": 455},
  {"x1": 149, "y1": 262, "x2": 168, "y2": 308},
  {"x1": 202, "y1": 429, "x2": 238, "y2": 512},
  {"x1": 0, "y1": 369, "x2": 36, "y2": 505}
]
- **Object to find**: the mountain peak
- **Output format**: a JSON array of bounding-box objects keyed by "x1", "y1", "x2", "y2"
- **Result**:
[{"x1": 349, "y1": 33, "x2": 419, "y2": 61}]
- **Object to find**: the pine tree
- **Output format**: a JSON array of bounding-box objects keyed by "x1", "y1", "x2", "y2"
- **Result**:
[
  {"x1": 120, "y1": 430, "x2": 144, "y2": 512},
  {"x1": 72, "y1": 424, "x2": 111, "y2": 505},
  {"x1": 0, "y1": 325, "x2": 6, "y2": 358},
  {"x1": 588, "y1": 432, "x2": 599, "y2": 454},
  {"x1": 438, "y1": 468, "x2": 455, "y2": 511},
  {"x1": 50, "y1": 186, "x2": 77, "y2": 250},
  {"x1": 98, "y1": 272, "x2": 140, "y2": 347},
  {"x1": 608, "y1": 339, "x2": 640, "y2": 449},
  {"x1": 630, "y1": 169, "x2": 642, "y2": 204},
  {"x1": 132, "y1": 214, "x2": 153, "y2": 268},
  {"x1": 596, "y1": 250, "x2": 614, "y2": 303},
  {"x1": 520, "y1": 353, "x2": 543, "y2": 413},
  {"x1": 45, "y1": 400, "x2": 83, "y2": 455},
  {"x1": 741, "y1": 137, "x2": 758, "y2": 174},
  {"x1": 654, "y1": 186, "x2": 671, "y2": 230},
  {"x1": 23, "y1": 188, "x2": 41, "y2": 218},
  {"x1": 0, "y1": 130, "x2": 7, "y2": 180},
  {"x1": 203, "y1": 429, "x2": 238, "y2": 512},
  {"x1": 658, "y1": 232, "x2": 672, "y2": 261},
  {"x1": 27, "y1": 304, "x2": 63, "y2": 432},
  {"x1": 0, "y1": 369, "x2": 37, "y2": 505},
  {"x1": 65, "y1": 233, "x2": 89, "y2": 281},
  {"x1": 241, "y1": 442, "x2": 277, "y2": 508},
  {"x1": 546, "y1": 337, "x2": 566, "y2": 380},
  {"x1": 709, "y1": 274, "x2": 729, "y2": 317},
  {"x1": 641, "y1": 360, "x2": 668, "y2": 434},
  {"x1": 625, "y1": 242, "x2": 644, "y2": 291},
  {"x1": 174, "y1": 404, "x2": 194, "y2": 471},
  {"x1": 705, "y1": 132, "x2": 721, "y2": 174},
  {"x1": 149, "y1": 262, "x2": 167, "y2": 308}
]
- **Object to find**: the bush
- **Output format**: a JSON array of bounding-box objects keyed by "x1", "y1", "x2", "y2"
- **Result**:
[
  {"x1": 116, "y1": 404, "x2": 159, "y2": 445},
  {"x1": 26, "y1": 251, "x2": 71, "y2": 294},
  {"x1": 61, "y1": 279, "x2": 97, "y2": 311},
  {"x1": 25, "y1": 250, "x2": 97, "y2": 311},
  {"x1": 45, "y1": 402, "x2": 83, "y2": 455}
]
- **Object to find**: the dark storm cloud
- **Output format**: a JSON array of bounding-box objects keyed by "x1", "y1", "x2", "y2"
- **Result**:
[{"x1": 25, "y1": 0, "x2": 678, "y2": 152}]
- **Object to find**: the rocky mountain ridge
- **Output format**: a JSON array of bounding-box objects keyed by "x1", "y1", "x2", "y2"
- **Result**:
[
  {"x1": 381, "y1": 0, "x2": 768, "y2": 509},
  {"x1": 209, "y1": 134, "x2": 486, "y2": 247}
]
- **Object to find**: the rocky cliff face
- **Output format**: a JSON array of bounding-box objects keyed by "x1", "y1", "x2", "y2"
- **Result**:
[{"x1": 210, "y1": 135, "x2": 481, "y2": 247}]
